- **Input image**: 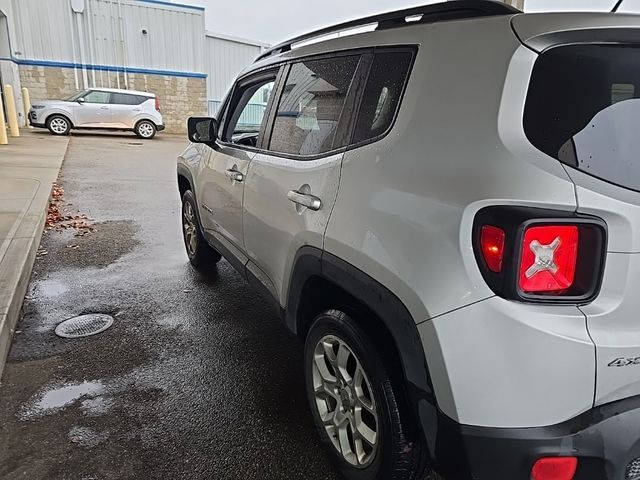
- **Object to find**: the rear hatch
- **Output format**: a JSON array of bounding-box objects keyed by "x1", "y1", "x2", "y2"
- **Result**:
[{"x1": 515, "y1": 13, "x2": 640, "y2": 407}]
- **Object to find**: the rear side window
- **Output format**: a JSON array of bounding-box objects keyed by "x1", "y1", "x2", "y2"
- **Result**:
[
  {"x1": 524, "y1": 44, "x2": 640, "y2": 191},
  {"x1": 269, "y1": 55, "x2": 360, "y2": 156},
  {"x1": 351, "y1": 51, "x2": 413, "y2": 145},
  {"x1": 111, "y1": 93, "x2": 147, "y2": 105}
]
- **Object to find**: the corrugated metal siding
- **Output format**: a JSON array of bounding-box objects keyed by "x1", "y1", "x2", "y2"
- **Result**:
[
  {"x1": 10, "y1": 0, "x2": 205, "y2": 74},
  {"x1": 206, "y1": 35, "x2": 261, "y2": 101}
]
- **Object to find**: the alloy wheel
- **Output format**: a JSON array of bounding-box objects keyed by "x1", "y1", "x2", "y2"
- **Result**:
[
  {"x1": 138, "y1": 122, "x2": 155, "y2": 138},
  {"x1": 312, "y1": 335, "x2": 379, "y2": 467},
  {"x1": 182, "y1": 201, "x2": 198, "y2": 256},
  {"x1": 50, "y1": 117, "x2": 68, "y2": 134}
]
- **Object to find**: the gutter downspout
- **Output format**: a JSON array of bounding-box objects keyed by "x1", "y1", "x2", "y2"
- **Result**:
[
  {"x1": 68, "y1": 4, "x2": 79, "y2": 90},
  {"x1": 116, "y1": 0, "x2": 128, "y2": 89}
]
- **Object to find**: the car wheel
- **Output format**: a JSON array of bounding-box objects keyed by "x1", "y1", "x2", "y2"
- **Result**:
[
  {"x1": 135, "y1": 120, "x2": 156, "y2": 139},
  {"x1": 181, "y1": 190, "x2": 221, "y2": 268},
  {"x1": 46, "y1": 115, "x2": 71, "y2": 135},
  {"x1": 305, "y1": 310, "x2": 435, "y2": 480}
]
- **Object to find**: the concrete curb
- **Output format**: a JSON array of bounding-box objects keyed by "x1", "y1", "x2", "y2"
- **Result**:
[{"x1": 0, "y1": 132, "x2": 70, "y2": 378}]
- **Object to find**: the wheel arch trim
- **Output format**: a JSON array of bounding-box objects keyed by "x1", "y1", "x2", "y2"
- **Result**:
[{"x1": 286, "y1": 246, "x2": 438, "y2": 451}]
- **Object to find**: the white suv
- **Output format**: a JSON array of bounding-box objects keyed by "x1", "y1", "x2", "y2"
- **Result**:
[
  {"x1": 177, "y1": 2, "x2": 640, "y2": 479},
  {"x1": 29, "y1": 87, "x2": 164, "y2": 139}
]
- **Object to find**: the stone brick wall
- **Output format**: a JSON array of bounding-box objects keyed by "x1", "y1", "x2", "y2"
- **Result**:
[{"x1": 18, "y1": 65, "x2": 206, "y2": 134}]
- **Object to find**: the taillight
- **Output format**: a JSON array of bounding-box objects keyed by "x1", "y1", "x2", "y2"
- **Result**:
[
  {"x1": 480, "y1": 225, "x2": 505, "y2": 273},
  {"x1": 531, "y1": 457, "x2": 577, "y2": 480},
  {"x1": 155, "y1": 97, "x2": 160, "y2": 111},
  {"x1": 472, "y1": 206, "x2": 606, "y2": 304},
  {"x1": 519, "y1": 225, "x2": 578, "y2": 293}
]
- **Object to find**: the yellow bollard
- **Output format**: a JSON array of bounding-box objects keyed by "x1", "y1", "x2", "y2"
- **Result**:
[
  {"x1": 4, "y1": 85, "x2": 19, "y2": 137},
  {"x1": 0, "y1": 92, "x2": 8, "y2": 145},
  {"x1": 22, "y1": 87, "x2": 32, "y2": 129}
]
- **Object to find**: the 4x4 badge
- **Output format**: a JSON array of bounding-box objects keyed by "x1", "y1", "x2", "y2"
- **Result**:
[{"x1": 608, "y1": 357, "x2": 640, "y2": 367}]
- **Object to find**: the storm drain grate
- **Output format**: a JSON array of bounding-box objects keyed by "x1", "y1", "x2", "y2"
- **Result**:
[
  {"x1": 627, "y1": 458, "x2": 640, "y2": 480},
  {"x1": 54, "y1": 314, "x2": 114, "y2": 338}
]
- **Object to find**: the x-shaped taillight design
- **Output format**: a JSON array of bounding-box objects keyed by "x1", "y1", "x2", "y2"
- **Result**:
[{"x1": 525, "y1": 236, "x2": 561, "y2": 278}]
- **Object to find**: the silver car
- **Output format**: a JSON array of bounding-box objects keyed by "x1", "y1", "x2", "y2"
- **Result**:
[
  {"x1": 178, "y1": 1, "x2": 640, "y2": 479},
  {"x1": 29, "y1": 87, "x2": 164, "y2": 139}
]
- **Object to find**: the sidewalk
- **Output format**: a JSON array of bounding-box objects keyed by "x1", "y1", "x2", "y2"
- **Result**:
[{"x1": 0, "y1": 130, "x2": 69, "y2": 376}]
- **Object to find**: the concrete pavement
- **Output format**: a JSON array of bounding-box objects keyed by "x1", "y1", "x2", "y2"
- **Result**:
[{"x1": 0, "y1": 130, "x2": 69, "y2": 376}]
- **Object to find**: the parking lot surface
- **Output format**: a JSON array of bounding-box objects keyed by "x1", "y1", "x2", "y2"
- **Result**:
[{"x1": 0, "y1": 132, "x2": 338, "y2": 479}]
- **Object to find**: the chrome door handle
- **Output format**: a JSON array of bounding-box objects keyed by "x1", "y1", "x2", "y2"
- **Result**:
[
  {"x1": 100, "y1": 106, "x2": 109, "y2": 110},
  {"x1": 225, "y1": 169, "x2": 244, "y2": 182},
  {"x1": 287, "y1": 190, "x2": 322, "y2": 211}
]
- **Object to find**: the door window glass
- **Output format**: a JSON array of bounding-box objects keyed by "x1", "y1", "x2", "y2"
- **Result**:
[
  {"x1": 269, "y1": 56, "x2": 360, "y2": 156},
  {"x1": 82, "y1": 91, "x2": 111, "y2": 104},
  {"x1": 352, "y1": 51, "x2": 413, "y2": 145},
  {"x1": 110, "y1": 93, "x2": 146, "y2": 105},
  {"x1": 223, "y1": 78, "x2": 275, "y2": 147}
]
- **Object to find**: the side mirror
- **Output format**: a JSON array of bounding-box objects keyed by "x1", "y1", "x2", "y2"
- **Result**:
[
  {"x1": 188, "y1": 117, "x2": 217, "y2": 144},
  {"x1": 77, "y1": 97, "x2": 85, "y2": 104}
]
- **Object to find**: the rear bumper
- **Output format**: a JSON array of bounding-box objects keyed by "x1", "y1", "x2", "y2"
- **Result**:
[
  {"x1": 432, "y1": 394, "x2": 640, "y2": 479},
  {"x1": 156, "y1": 124, "x2": 165, "y2": 131}
]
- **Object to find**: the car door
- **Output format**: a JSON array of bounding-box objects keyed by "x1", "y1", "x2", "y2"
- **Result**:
[
  {"x1": 196, "y1": 68, "x2": 280, "y2": 265},
  {"x1": 73, "y1": 90, "x2": 112, "y2": 126},
  {"x1": 109, "y1": 92, "x2": 143, "y2": 128},
  {"x1": 242, "y1": 53, "x2": 366, "y2": 305}
]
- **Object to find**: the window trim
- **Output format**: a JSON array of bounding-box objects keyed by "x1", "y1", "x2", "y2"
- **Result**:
[
  {"x1": 226, "y1": 48, "x2": 373, "y2": 161},
  {"x1": 263, "y1": 53, "x2": 369, "y2": 161},
  {"x1": 346, "y1": 46, "x2": 418, "y2": 152},
  {"x1": 216, "y1": 66, "x2": 283, "y2": 154},
  {"x1": 215, "y1": 45, "x2": 418, "y2": 161}
]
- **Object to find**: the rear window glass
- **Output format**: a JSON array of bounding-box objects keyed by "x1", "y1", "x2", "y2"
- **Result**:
[
  {"x1": 351, "y1": 51, "x2": 413, "y2": 145},
  {"x1": 524, "y1": 44, "x2": 640, "y2": 191}
]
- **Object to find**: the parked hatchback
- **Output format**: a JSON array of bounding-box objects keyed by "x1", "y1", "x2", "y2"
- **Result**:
[
  {"x1": 177, "y1": 1, "x2": 640, "y2": 479},
  {"x1": 29, "y1": 87, "x2": 164, "y2": 138}
]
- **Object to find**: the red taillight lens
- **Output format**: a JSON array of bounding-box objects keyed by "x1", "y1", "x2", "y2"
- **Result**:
[
  {"x1": 480, "y1": 225, "x2": 505, "y2": 273},
  {"x1": 519, "y1": 225, "x2": 578, "y2": 293},
  {"x1": 155, "y1": 97, "x2": 160, "y2": 111},
  {"x1": 531, "y1": 457, "x2": 578, "y2": 480}
]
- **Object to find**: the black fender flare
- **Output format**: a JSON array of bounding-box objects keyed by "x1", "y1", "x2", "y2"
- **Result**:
[{"x1": 286, "y1": 246, "x2": 439, "y2": 455}]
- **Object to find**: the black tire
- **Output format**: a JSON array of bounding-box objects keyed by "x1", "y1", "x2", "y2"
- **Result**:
[
  {"x1": 181, "y1": 190, "x2": 221, "y2": 268},
  {"x1": 304, "y1": 310, "x2": 434, "y2": 480},
  {"x1": 135, "y1": 119, "x2": 157, "y2": 139},
  {"x1": 46, "y1": 115, "x2": 71, "y2": 135}
]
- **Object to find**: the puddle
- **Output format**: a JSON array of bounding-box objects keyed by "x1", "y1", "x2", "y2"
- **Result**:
[
  {"x1": 34, "y1": 279, "x2": 69, "y2": 298},
  {"x1": 19, "y1": 380, "x2": 104, "y2": 420}
]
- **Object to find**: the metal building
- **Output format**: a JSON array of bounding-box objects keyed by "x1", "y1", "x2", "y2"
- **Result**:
[
  {"x1": 205, "y1": 32, "x2": 267, "y2": 115},
  {"x1": 0, "y1": 0, "x2": 265, "y2": 133}
]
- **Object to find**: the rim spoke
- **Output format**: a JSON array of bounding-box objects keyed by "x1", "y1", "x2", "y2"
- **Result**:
[
  {"x1": 354, "y1": 409, "x2": 377, "y2": 447},
  {"x1": 336, "y1": 342, "x2": 351, "y2": 383},
  {"x1": 314, "y1": 380, "x2": 339, "y2": 401},
  {"x1": 322, "y1": 340, "x2": 338, "y2": 366}
]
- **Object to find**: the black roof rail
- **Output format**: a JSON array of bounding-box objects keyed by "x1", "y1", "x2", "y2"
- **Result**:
[{"x1": 255, "y1": 0, "x2": 520, "y2": 62}]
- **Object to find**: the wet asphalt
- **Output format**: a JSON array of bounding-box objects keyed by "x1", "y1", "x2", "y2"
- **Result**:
[{"x1": 0, "y1": 132, "x2": 339, "y2": 480}]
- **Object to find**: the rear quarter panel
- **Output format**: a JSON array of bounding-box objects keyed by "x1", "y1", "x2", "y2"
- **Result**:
[{"x1": 324, "y1": 16, "x2": 577, "y2": 324}]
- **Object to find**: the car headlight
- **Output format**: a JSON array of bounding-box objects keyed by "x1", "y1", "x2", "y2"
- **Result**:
[{"x1": 31, "y1": 105, "x2": 45, "y2": 109}]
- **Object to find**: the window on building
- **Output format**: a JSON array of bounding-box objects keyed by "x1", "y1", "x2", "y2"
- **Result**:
[
  {"x1": 110, "y1": 93, "x2": 147, "y2": 105},
  {"x1": 269, "y1": 55, "x2": 360, "y2": 156},
  {"x1": 82, "y1": 90, "x2": 111, "y2": 104},
  {"x1": 351, "y1": 51, "x2": 413, "y2": 145},
  {"x1": 223, "y1": 73, "x2": 277, "y2": 147}
]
